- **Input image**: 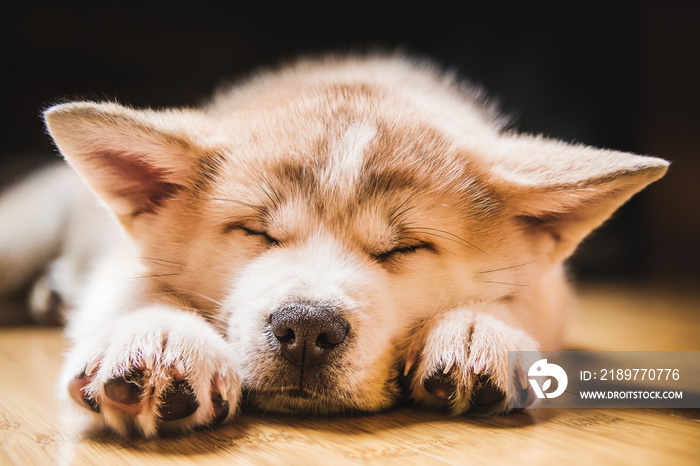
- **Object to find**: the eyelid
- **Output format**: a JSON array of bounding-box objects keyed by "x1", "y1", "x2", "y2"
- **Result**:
[
  {"x1": 224, "y1": 222, "x2": 280, "y2": 245},
  {"x1": 243, "y1": 227, "x2": 279, "y2": 245},
  {"x1": 239, "y1": 226, "x2": 265, "y2": 236},
  {"x1": 372, "y1": 242, "x2": 434, "y2": 262}
]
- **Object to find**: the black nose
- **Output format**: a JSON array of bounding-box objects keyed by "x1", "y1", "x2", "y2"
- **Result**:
[{"x1": 269, "y1": 304, "x2": 349, "y2": 368}]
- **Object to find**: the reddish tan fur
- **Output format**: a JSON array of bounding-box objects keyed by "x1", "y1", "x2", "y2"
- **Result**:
[{"x1": 0, "y1": 54, "x2": 667, "y2": 436}]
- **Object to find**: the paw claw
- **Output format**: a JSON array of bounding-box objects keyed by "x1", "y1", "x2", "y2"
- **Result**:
[
  {"x1": 442, "y1": 359, "x2": 455, "y2": 375},
  {"x1": 403, "y1": 352, "x2": 419, "y2": 377},
  {"x1": 85, "y1": 358, "x2": 101, "y2": 377},
  {"x1": 213, "y1": 374, "x2": 228, "y2": 401},
  {"x1": 133, "y1": 354, "x2": 154, "y2": 372},
  {"x1": 210, "y1": 393, "x2": 230, "y2": 425},
  {"x1": 169, "y1": 360, "x2": 186, "y2": 380}
]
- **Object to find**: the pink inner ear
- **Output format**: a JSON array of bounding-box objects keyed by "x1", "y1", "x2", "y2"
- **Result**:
[{"x1": 95, "y1": 151, "x2": 183, "y2": 216}]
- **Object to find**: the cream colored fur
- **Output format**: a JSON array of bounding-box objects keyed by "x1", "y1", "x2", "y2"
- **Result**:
[{"x1": 0, "y1": 54, "x2": 668, "y2": 436}]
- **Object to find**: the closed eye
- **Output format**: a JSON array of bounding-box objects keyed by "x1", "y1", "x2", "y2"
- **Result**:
[
  {"x1": 223, "y1": 223, "x2": 280, "y2": 246},
  {"x1": 372, "y1": 242, "x2": 434, "y2": 263},
  {"x1": 242, "y1": 227, "x2": 280, "y2": 246}
]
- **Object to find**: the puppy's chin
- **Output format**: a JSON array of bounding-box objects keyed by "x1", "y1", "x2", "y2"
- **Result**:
[{"x1": 244, "y1": 384, "x2": 399, "y2": 415}]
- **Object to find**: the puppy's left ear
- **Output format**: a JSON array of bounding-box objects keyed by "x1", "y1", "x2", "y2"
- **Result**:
[{"x1": 486, "y1": 134, "x2": 669, "y2": 261}]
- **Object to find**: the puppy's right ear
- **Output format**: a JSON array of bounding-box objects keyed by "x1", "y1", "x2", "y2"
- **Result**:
[{"x1": 45, "y1": 102, "x2": 210, "y2": 232}]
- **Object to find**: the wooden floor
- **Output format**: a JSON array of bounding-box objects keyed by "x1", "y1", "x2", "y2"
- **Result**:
[{"x1": 1, "y1": 282, "x2": 698, "y2": 465}]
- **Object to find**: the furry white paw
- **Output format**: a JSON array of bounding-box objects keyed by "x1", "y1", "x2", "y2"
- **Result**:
[
  {"x1": 405, "y1": 309, "x2": 539, "y2": 415},
  {"x1": 61, "y1": 306, "x2": 240, "y2": 437}
]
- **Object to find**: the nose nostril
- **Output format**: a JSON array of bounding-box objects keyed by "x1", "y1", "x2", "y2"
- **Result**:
[
  {"x1": 315, "y1": 332, "x2": 337, "y2": 349},
  {"x1": 274, "y1": 328, "x2": 295, "y2": 343}
]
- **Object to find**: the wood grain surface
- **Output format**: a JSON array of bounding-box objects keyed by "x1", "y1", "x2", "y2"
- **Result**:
[{"x1": 1, "y1": 282, "x2": 699, "y2": 465}]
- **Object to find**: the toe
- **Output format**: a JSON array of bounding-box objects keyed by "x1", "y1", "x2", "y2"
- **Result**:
[
  {"x1": 158, "y1": 379, "x2": 199, "y2": 421},
  {"x1": 423, "y1": 370, "x2": 456, "y2": 404},
  {"x1": 469, "y1": 374, "x2": 506, "y2": 415},
  {"x1": 68, "y1": 372, "x2": 100, "y2": 413},
  {"x1": 518, "y1": 384, "x2": 537, "y2": 408},
  {"x1": 104, "y1": 370, "x2": 144, "y2": 414}
]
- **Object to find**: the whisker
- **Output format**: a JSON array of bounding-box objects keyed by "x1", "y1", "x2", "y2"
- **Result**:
[
  {"x1": 388, "y1": 198, "x2": 413, "y2": 225},
  {"x1": 477, "y1": 262, "x2": 536, "y2": 274},
  {"x1": 256, "y1": 180, "x2": 278, "y2": 210},
  {"x1": 431, "y1": 243, "x2": 456, "y2": 256},
  {"x1": 129, "y1": 273, "x2": 180, "y2": 279},
  {"x1": 404, "y1": 227, "x2": 489, "y2": 255},
  {"x1": 174, "y1": 198, "x2": 197, "y2": 208},
  {"x1": 166, "y1": 288, "x2": 224, "y2": 307},
  {"x1": 427, "y1": 281, "x2": 458, "y2": 320},
  {"x1": 483, "y1": 280, "x2": 530, "y2": 287},
  {"x1": 260, "y1": 173, "x2": 283, "y2": 206},
  {"x1": 147, "y1": 291, "x2": 229, "y2": 331},
  {"x1": 406, "y1": 230, "x2": 466, "y2": 250},
  {"x1": 148, "y1": 291, "x2": 224, "y2": 313},
  {"x1": 140, "y1": 257, "x2": 186, "y2": 267}
]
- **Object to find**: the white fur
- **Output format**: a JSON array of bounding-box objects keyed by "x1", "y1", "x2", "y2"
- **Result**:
[
  {"x1": 0, "y1": 54, "x2": 668, "y2": 437},
  {"x1": 324, "y1": 122, "x2": 378, "y2": 191}
]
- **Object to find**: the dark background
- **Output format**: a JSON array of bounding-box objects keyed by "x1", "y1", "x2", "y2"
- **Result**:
[{"x1": 1, "y1": 2, "x2": 698, "y2": 282}]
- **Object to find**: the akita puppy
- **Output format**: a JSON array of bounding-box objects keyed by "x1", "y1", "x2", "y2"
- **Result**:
[{"x1": 0, "y1": 54, "x2": 667, "y2": 437}]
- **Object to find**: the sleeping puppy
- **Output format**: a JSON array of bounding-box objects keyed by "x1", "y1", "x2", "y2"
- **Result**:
[{"x1": 0, "y1": 54, "x2": 668, "y2": 436}]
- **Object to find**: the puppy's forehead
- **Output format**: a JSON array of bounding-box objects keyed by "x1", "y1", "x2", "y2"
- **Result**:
[
  {"x1": 321, "y1": 121, "x2": 378, "y2": 193},
  {"x1": 261, "y1": 119, "x2": 471, "y2": 200},
  {"x1": 208, "y1": 86, "x2": 493, "y2": 226}
]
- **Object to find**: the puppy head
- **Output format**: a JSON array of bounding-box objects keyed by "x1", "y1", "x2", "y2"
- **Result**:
[{"x1": 45, "y1": 59, "x2": 667, "y2": 413}]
